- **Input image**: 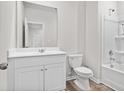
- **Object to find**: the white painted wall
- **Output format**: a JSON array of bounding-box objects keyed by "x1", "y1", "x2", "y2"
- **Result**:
[
  {"x1": 53, "y1": 2, "x2": 79, "y2": 53},
  {"x1": 117, "y1": 1, "x2": 124, "y2": 20},
  {"x1": 116, "y1": 1, "x2": 124, "y2": 21},
  {"x1": 85, "y1": 1, "x2": 101, "y2": 82},
  {"x1": 77, "y1": 2, "x2": 86, "y2": 54},
  {"x1": 0, "y1": 1, "x2": 16, "y2": 90},
  {"x1": 17, "y1": 1, "x2": 23, "y2": 48}
]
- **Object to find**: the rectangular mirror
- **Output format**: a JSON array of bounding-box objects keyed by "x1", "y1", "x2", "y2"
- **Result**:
[{"x1": 16, "y1": 1, "x2": 58, "y2": 48}]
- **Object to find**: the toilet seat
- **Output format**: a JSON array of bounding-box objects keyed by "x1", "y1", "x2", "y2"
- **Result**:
[{"x1": 74, "y1": 66, "x2": 93, "y2": 76}]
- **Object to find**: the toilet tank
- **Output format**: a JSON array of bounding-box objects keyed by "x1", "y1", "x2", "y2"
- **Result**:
[{"x1": 68, "y1": 54, "x2": 83, "y2": 68}]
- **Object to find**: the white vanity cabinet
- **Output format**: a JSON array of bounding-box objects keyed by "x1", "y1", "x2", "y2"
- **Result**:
[
  {"x1": 15, "y1": 65, "x2": 44, "y2": 91},
  {"x1": 44, "y1": 63, "x2": 65, "y2": 91},
  {"x1": 7, "y1": 54, "x2": 66, "y2": 91}
]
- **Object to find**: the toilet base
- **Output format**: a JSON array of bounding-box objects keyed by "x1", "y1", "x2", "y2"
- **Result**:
[{"x1": 74, "y1": 76, "x2": 91, "y2": 91}]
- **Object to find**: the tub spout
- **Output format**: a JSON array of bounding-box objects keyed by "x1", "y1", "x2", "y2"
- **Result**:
[
  {"x1": 110, "y1": 64, "x2": 114, "y2": 68},
  {"x1": 110, "y1": 57, "x2": 115, "y2": 61}
]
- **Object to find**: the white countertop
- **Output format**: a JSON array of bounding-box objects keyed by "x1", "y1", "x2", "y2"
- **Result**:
[{"x1": 8, "y1": 48, "x2": 66, "y2": 58}]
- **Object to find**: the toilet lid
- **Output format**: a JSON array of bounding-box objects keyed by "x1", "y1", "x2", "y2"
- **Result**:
[{"x1": 74, "y1": 67, "x2": 93, "y2": 75}]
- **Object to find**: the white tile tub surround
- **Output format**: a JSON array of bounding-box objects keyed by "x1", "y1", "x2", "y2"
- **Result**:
[
  {"x1": 115, "y1": 37, "x2": 124, "y2": 51},
  {"x1": 115, "y1": 51, "x2": 124, "y2": 64},
  {"x1": 102, "y1": 63, "x2": 124, "y2": 90}
]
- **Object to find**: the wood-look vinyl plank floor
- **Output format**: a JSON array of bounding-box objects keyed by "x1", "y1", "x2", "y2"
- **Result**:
[{"x1": 65, "y1": 80, "x2": 114, "y2": 91}]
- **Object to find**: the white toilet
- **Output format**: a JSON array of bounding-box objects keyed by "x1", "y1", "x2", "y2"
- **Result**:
[{"x1": 68, "y1": 54, "x2": 93, "y2": 90}]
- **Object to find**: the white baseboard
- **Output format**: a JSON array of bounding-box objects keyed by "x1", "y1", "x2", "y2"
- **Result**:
[
  {"x1": 100, "y1": 80, "x2": 117, "y2": 91},
  {"x1": 67, "y1": 75, "x2": 101, "y2": 84},
  {"x1": 90, "y1": 77, "x2": 101, "y2": 84},
  {"x1": 66, "y1": 76, "x2": 76, "y2": 81}
]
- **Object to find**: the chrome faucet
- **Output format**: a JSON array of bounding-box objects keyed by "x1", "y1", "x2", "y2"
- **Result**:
[
  {"x1": 109, "y1": 50, "x2": 113, "y2": 56},
  {"x1": 109, "y1": 50, "x2": 115, "y2": 68},
  {"x1": 39, "y1": 49, "x2": 45, "y2": 53}
]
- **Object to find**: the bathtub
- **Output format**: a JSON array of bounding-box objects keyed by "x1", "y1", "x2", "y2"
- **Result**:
[{"x1": 102, "y1": 63, "x2": 124, "y2": 91}]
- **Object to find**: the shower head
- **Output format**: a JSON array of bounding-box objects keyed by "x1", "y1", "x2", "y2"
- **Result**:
[
  {"x1": 109, "y1": 9, "x2": 115, "y2": 16},
  {"x1": 109, "y1": 9, "x2": 115, "y2": 12},
  {"x1": 112, "y1": 9, "x2": 115, "y2": 12}
]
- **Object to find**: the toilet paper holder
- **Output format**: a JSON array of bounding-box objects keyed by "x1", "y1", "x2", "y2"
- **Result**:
[{"x1": 0, "y1": 63, "x2": 8, "y2": 70}]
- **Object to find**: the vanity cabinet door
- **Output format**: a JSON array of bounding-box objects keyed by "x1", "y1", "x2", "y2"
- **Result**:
[
  {"x1": 15, "y1": 66, "x2": 44, "y2": 91},
  {"x1": 44, "y1": 63, "x2": 66, "y2": 91}
]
